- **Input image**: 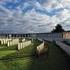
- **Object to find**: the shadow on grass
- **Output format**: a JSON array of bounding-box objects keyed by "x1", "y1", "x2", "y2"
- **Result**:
[{"x1": 29, "y1": 41, "x2": 70, "y2": 70}]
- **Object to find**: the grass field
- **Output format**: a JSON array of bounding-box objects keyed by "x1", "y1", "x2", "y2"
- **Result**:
[{"x1": 0, "y1": 39, "x2": 70, "y2": 70}]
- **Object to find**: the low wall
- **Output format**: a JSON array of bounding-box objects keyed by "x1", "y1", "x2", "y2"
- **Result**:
[
  {"x1": 22, "y1": 39, "x2": 25, "y2": 42},
  {"x1": 0, "y1": 38, "x2": 12, "y2": 45},
  {"x1": 37, "y1": 42, "x2": 48, "y2": 55},
  {"x1": 7, "y1": 39, "x2": 19, "y2": 47},
  {"x1": 37, "y1": 43, "x2": 44, "y2": 54},
  {"x1": 18, "y1": 41, "x2": 31, "y2": 50},
  {"x1": 0, "y1": 38, "x2": 25, "y2": 47},
  {"x1": 63, "y1": 32, "x2": 70, "y2": 40},
  {"x1": 56, "y1": 41, "x2": 70, "y2": 56}
]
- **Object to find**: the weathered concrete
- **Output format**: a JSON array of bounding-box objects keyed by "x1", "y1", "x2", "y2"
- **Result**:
[
  {"x1": 0, "y1": 39, "x2": 3, "y2": 45},
  {"x1": 63, "y1": 32, "x2": 70, "y2": 39},
  {"x1": 56, "y1": 41, "x2": 70, "y2": 56},
  {"x1": 18, "y1": 41, "x2": 31, "y2": 50},
  {"x1": 37, "y1": 42, "x2": 49, "y2": 55},
  {"x1": 37, "y1": 42, "x2": 44, "y2": 54},
  {"x1": 7, "y1": 39, "x2": 19, "y2": 47},
  {"x1": 0, "y1": 38, "x2": 12, "y2": 45},
  {"x1": 0, "y1": 38, "x2": 26, "y2": 47},
  {"x1": 22, "y1": 38, "x2": 25, "y2": 42}
]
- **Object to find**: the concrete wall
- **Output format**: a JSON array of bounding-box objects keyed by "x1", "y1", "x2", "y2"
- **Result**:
[
  {"x1": 7, "y1": 39, "x2": 19, "y2": 47},
  {"x1": 36, "y1": 33, "x2": 63, "y2": 41},
  {"x1": 37, "y1": 43, "x2": 44, "y2": 54},
  {"x1": 18, "y1": 41, "x2": 31, "y2": 50},
  {"x1": 37, "y1": 42, "x2": 49, "y2": 55},
  {"x1": 0, "y1": 38, "x2": 12, "y2": 45},
  {"x1": 32, "y1": 32, "x2": 70, "y2": 41},
  {"x1": 22, "y1": 38, "x2": 25, "y2": 42},
  {"x1": 0, "y1": 38, "x2": 26, "y2": 47},
  {"x1": 56, "y1": 41, "x2": 70, "y2": 56},
  {"x1": 63, "y1": 32, "x2": 70, "y2": 40}
]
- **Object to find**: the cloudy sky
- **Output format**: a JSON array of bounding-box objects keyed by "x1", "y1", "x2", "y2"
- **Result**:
[{"x1": 0, "y1": 0, "x2": 70, "y2": 33}]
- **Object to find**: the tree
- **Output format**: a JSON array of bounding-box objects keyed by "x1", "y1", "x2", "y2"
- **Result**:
[{"x1": 52, "y1": 24, "x2": 65, "y2": 33}]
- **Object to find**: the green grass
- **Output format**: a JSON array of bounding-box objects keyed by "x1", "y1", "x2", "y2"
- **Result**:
[
  {"x1": 0, "y1": 39, "x2": 41, "y2": 60},
  {"x1": 0, "y1": 50, "x2": 16, "y2": 59},
  {"x1": 0, "y1": 57, "x2": 32, "y2": 70},
  {"x1": 0, "y1": 45, "x2": 17, "y2": 51},
  {"x1": 0, "y1": 39, "x2": 70, "y2": 70},
  {"x1": 46, "y1": 42, "x2": 70, "y2": 70}
]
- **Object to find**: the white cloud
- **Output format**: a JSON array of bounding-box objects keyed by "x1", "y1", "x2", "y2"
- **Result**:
[
  {"x1": 58, "y1": 0, "x2": 70, "y2": 9},
  {"x1": 0, "y1": 0, "x2": 70, "y2": 33}
]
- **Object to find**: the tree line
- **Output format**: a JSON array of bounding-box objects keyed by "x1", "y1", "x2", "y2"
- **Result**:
[{"x1": 52, "y1": 24, "x2": 65, "y2": 33}]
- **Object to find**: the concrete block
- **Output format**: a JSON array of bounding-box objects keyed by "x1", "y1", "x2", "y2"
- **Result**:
[{"x1": 18, "y1": 41, "x2": 31, "y2": 50}]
